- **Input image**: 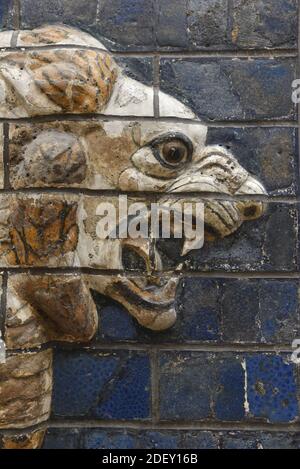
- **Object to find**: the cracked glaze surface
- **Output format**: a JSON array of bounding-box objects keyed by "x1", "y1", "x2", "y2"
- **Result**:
[{"x1": 0, "y1": 25, "x2": 266, "y2": 447}]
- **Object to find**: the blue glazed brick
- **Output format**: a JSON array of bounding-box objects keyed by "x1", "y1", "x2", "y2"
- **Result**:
[
  {"x1": 42, "y1": 428, "x2": 81, "y2": 449},
  {"x1": 115, "y1": 57, "x2": 153, "y2": 86},
  {"x1": 156, "y1": 0, "x2": 297, "y2": 50},
  {"x1": 221, "y1": 431, "x2": 300, "y2": 449},
  {"x1": 258, "y1": 432, "x2": 300, "y2": 449},
  {"x1": 20, "y1": 0, "x2": 98, "y2": 29},
  {"x1": 187, "y1": 0, "x2": 229, "y2": 50},
  {"x1": 84, "y1": 429, "x2": 136, "y2": 450},
  {"x1": 95, "y1": 354, "x2": 150, "y2": 420},
  {"x1": 159, "y1": 352, "x2": 215, "y2": 420},
  {"x1": 157, "y1": 0, "x2": 188, "y2": 49},
  {"x1": 42, "y1": 428, "x2": 300, "y2": 449},
  {"x1": 160, "y1": 58, "x2": 296, "y2": 121},
  {"x1": 92, "y1": 291, "x2": 139, "y2": 341},
  {"x1": 159, "y1": 352, "x2": 245, "y2": 421},
  {"x1": 84, "y1": 429, "x2": 218, "y2": 449},
  {"x1": 157, "y1": 204, "x2": 298, "y2": 273},
  {"x1": 221, "y1": 280, "x2": 260, "y2": 342},
  {"x1": 246, "y1": 354, "x2": 299, "y2": 423},
  {"x1": 221, "y1": 432, "x2": 259, "y2": 449},
  {"x1": 231, "y1": 0, "x2": 297, "y2": 49},
  {"x1": 259, "y1": 280, "x2": 299, "y2": 343},
  {"x1": 53, "y1": 351, "x2": 150, "y2": 420},
  {"x1": 0, "y1": 0, "x2": 17, "y2": 30},
  {"x1": 207, "y1": 127, "x2": 298, "y2": 197},
  {"x1": 93, "y1": 278, "x2": 299, "y2": 345},
  {"x1": 214, "y1": 356, "x2": 245, "y2": 421},
  {"x1": 53, "y1": 352, "x2": 120, "y2": 416},
  {"x1": 177, "y1": 278, "x2": 221, "y2": 341},
  {"x1": 94, "y1": 0, "x2": 155, "y2": 51}
]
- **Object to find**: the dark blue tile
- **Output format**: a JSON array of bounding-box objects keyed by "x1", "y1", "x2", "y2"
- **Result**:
[
  {"x1": 177, "y1": 278, "x2": 221, "y2": 341},
  {"x1": 53, "y1": 352, "x2": 120, "y2": 417},
  {"x1": 20, "y1": 0, "x2": 98, "y2": 29},
  {"x1": 94, "y1": 0, "x2": 155, "y2": 51},
  {"x1": 115, "y1": 57, "x2": 153, "y2": 87},
  {"x1": 156, "y1": 0, "x2": 188, "y2": 49},
  {"x1": 247, "y1": 354, "x2": 299, "y2": 423},
  {"x1": 214, "y1": 357, "x2": 245, "y2": 421},
  {"x1": 259, "y1": 281, "x2": 299, "y2": 343},
  {"x1": 95, "y1": 354, "x2": 150, "y2": 419},
  {"x1": 43, "y1": 428, "x2": 81, "y2": 449},
  {"x1": 221, "y1": 280, "x2": 260, "y2": 342},
  {"x1": 159, "y1": 352, "x2": 215, "y2": 420},
  {"x1": 84, "y1": 429, "x2": 136, "y2": 449},
  {"x1": 230, "y1": 0, "x2": 297, "y2": 49},
  {"x1": 84, "y1": 429, "x2": 218, "y2": 449},
  {"x1": 0, "y1": 0, "x2": 15, "y2": 29},
  {"x1": 159, "y1": 352, "x2": 245, "y2": 421},
  {"x1": 221, "y1": 431, "x2": 300, "y2": 449},
  {"x1": 93, "y1": 294, "x2": 139, "y2": 341},
  {"x1": 160, "y1": 58, "x2": 296, "y2": 121},
  {"x1": 53, "y1": 351, "x2": 150, "y2": 420}
]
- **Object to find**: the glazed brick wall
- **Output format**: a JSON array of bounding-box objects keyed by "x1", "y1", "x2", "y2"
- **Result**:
[{"x1": 0, "y1": 0, "x2": 299, "y2": 449}]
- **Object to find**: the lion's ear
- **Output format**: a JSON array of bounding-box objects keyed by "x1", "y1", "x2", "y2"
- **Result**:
[{"x1": 29, "y1": 49, "x2": 118, "y2": 113}]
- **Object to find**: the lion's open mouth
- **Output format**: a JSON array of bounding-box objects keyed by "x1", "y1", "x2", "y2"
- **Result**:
[{"x1": 106, "y1": 276, "x2": 179, "y2": 331}]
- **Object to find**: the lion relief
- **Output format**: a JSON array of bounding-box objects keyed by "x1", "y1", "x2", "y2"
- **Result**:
[{"x1": 0, "y1": 25, "x2": 266, "y2": 449}]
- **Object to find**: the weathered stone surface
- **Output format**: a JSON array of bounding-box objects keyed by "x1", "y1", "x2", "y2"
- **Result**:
[
  {"x1": 0, "y1": 30, "x2": 13, "y2": 47},
  {"x1": 20, "y1": 0, "x2": 99, "y2": 33},
  {"x1": 0, "y1": 48, "x2": 118, "y2": 117},
  {"x1": 19, "y1": 0, "x2": 298, "y2": 51},
  {"x1": 157, "y1": 0, "x2": 189, "y2": 49},
  {"x1": 0, "y1": 125, "x2": 3, "y2": 189},
  {"x1": 157, "y1": 0, "x2": 298, "y2": 50},
  {"x1": 52, "y1": 350, "x2": 150, "y2": 419},
  {"x1": 1, "y1": 429, "x2": 46, "y2": 449},
  {"x1": 160, "y1": 58, "x2": 296, "y2": 121},
  {"x1": 231, "y1": 0, "x2": 297, "y2": 49},
  {"x1": 159, "y1": 352, "x2": 299, "y2": 423},
  {"x1": 0, "y1": 193, "x2": 267, "y2": 271},
  {"x1": 5, "y1": 272, "x2": 178, "y2": 346},
  {"x1": 186, "y1": 0, "x2": 229, "y2": 50},
  {"x1": 0, "y1": 0, "x2": 16, "y2": 31},
  {"x1": 8, "y1": 121, "x2": 266, "y2": 198},
  {"x1": 0, "y1": 349, "x2": 52, "y2": 429},
  {"x1": 0, "y1": 194, "x2": 79, "y2": 267},
  {"x1": 0, "y1": 21, "x2": 289, "y2": 450},
  {"x1": 0, "y1": 25, "x2": 157, "y2": 118},
  {"x1": 159, "y1": 352, "x2": 245, "y2": 421},
  {"x1": 6, "y1": 274, "x2": 98, "y2": 349},
  {"x1": 247, "y1": 354, "x2": 299, "y2": 423},
  {"x1": 16, "y1": 23, "x2": 104, "y2": 48},
  {"x1": 94, "y1": 0, "x2": 155, "y2": 51},
  {"x1": 41, "y1": 428, "x2": 300, "y2": 449}
]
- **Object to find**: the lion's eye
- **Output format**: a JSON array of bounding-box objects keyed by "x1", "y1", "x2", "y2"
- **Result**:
[
  {"x1": 162, "y1": 140, "x2": 189, "y2": 166},
  {"x1": 151, "y1": 134, "x2": 193, "y2": 170}
]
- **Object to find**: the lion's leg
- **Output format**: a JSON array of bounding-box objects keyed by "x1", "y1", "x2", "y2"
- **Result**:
[
  {"x1": 0, "y1": 349, "x2": 52, "y2": 449},
  {"x1": 1, "y1": 274, "x2": 98, "y2": 449},
  {"x1": 1, "y1": 428, "x2": 46, "y2": 449}
]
